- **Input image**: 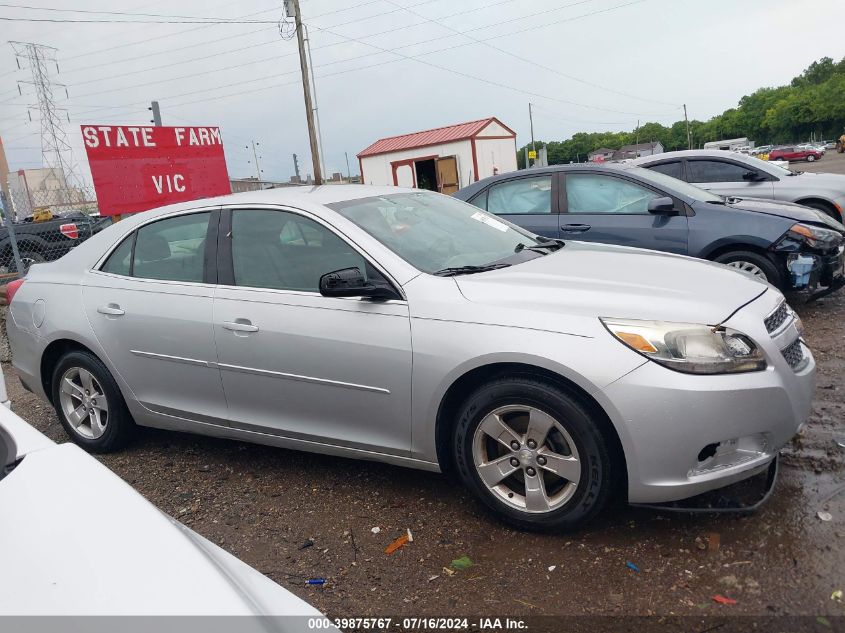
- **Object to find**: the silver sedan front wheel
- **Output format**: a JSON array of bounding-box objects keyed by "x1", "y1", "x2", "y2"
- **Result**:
[
  {"x1": 59, "y1": 367, "x2": 109, "y2": 439},
  {"x1": 472, "y1": 404, "x2": 581, "y2": 513}
]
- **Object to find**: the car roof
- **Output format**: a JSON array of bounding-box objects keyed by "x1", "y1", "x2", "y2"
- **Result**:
[
  {"x1": 456, "y1": 162, "x2": 639, "y2": 199},
  {"x1": 129, "y1": 184, "x2": 417, "y2": 220},
  {"x1": 630, "y1": 149, "x2": 761, "y2": 165}
]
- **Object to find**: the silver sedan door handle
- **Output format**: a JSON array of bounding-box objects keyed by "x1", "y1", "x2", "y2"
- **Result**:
[
  {"x1": 222, "y1": 319, "x2": 259, "y2": 333},
  {"x1": 97, "y1": 304, "x2": 125, "y2": 316}
]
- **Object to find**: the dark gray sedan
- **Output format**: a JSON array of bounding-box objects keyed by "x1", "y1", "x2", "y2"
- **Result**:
[{"x1": 454, "y1": 164, "x2": 845, "y2": 292}]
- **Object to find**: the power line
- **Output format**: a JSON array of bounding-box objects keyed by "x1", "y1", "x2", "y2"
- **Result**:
[
  {"x1": 69, "y1": 0, "x2": 635, "y2": 116},
  {"x1": 67, "y1": 32, "x2": 279, "y2": 84},
  {"x1": 46, "y1": 0, "x2": 667, "y2": 126},
  {"x1": 0, "y1": 0, "x2": 398, "y2": 26},
  {"x1": 60, "y1": 0, "x2": 443, "y2": 80},
  {"x1": 303, "y1": 0, "x2": 664, "y2": 117},
  {"x1": 0, "y1": 3, "x2": 230, "y2": 21},
  {"x1": 383, "y1": 0, "x2": 678, "y2": 108},
  {"x1": 0, "y1": 16, "x2": 284, "y2": 24},
  {"x1": 60, "y1": 4, "x2": 281, "y2": 62},
  {"x1": 56, "y1": 0, "x2": 510, "y2": 102},
  {"x1": 0, "y1": 0, "x2": 386, "y2": 21},
  {"x1": 80, "y1": 1, "x2": 666, "y2": 126}
]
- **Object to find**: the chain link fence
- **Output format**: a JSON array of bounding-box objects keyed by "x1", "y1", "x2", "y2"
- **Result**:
[{"x1": 0, "y1": 185, "x2": 104, "y2": 282}]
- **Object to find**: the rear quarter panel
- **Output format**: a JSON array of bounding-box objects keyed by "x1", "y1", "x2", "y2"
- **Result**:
[{"x1": 7, "y1": 274, "x2": 108, "y2": 401}]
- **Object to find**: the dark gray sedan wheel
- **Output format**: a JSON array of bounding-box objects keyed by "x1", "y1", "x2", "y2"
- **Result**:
[
  {"x1": 452, "y1": 375, "x2": 613, "y2": 531},
  {"x1": 714, "y1": 250, "x2": 784, "y2": 289}
]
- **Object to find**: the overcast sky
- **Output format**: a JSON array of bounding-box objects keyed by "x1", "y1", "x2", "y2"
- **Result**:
[{"x1": 1, "y1": 0, "x2": 844, "y2": 184}]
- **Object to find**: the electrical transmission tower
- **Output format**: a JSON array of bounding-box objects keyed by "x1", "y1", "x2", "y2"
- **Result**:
[{"x1": 10, "y1": 41, "x2": 84, "y2": 199}]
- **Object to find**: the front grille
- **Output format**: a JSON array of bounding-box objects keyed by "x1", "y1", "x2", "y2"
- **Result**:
[
  {"x1": 781, "y1": 338, "x2": 804, "y2": 370},
  {"x1": 765, "y1": 302, "x2": 790, "y2": 333}
]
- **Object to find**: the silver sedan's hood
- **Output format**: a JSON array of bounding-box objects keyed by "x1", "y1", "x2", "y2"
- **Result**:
[
  {"x1": 455, "y1": 241, "x2": 768, "y2": 325},
  {"x1": 0, "y1": 409, "x2": 326, "y2": 620}
]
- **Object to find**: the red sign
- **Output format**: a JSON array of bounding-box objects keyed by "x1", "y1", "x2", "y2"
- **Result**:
[{"x1": 81, "y1": 125, "x2": 231, "y2": 216}]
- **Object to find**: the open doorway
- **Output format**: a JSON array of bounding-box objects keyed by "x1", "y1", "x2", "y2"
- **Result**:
[{"x1": 414, "y1": 159, "x2": 437, "y2": 192}]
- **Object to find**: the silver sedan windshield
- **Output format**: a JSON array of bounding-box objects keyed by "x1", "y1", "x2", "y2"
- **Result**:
[{"x1": 330, "y1": 192, "x2": 543, "y2": 273}]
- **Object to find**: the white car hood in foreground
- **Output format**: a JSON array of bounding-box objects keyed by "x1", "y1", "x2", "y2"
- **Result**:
[
  {"x1": 0, "y1": 410, "x2": 325, "y2": 620},
  {"x1": 455, "y1": 241, "x2": 768, "y2": 325}
]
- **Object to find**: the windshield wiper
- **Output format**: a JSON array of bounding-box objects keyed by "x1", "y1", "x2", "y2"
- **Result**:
[
  {"x1": 514, "y1": 239, "x2": 565, "y2": 253},
  {"x1": 536, "y1": 235, "x2": 566, "y2": 246},
  {"x1": 432, "y1": 263, "x2": 511, "y2": 277}
]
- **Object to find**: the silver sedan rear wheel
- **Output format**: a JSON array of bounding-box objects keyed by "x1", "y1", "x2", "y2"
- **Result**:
[
  {"x1": 725, "y1": 260, "x2": 767, "y2": 281},
  {"x1": 472, "y1": 404, "x2": 581, "y2": 513},
  {"x1": 58, "y1": 367, "x2": 109, "y2": 440}
]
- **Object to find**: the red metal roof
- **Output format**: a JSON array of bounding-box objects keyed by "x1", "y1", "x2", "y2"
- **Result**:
[{"x1": 357, "y1": 117, "x2": 514, "y2": 158}]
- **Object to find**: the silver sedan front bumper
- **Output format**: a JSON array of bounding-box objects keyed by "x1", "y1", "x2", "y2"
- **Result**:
[{"x1": 596, "y1": 291, "x2": 815, "y2": 504}]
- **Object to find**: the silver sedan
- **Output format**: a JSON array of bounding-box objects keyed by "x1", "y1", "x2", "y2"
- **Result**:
[
  {"x1": 632, "y1": 149, "x2": 845, "y2": 222},
  {"x1": 6, "y1": 186, "x2": 815, "y2": 530}
]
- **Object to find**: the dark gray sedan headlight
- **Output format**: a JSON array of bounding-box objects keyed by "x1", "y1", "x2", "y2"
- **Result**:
[
  {"x1": 788, "y1": 223, "x2": 845, "y2": 249},
  {"x1": 601, "y1": 318, "x2": 767, "y2": 374}
]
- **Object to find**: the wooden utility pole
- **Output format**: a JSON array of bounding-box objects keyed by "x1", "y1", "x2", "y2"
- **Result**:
[
  {"x1": 635, "y1": 120, "x2": 640, "y2": 157},
  {"x1": 683, "y1": 103, "x2": 692, "y2": 150},
  {"x1": 149, "y1": 100, "x2": 162, "y2": 126},
  {"x1": 528, "y1": 102, "x2": 536, "y2": 167},
  {"x1": 291, "y1": 0, "x2": 322, "y2": 185}
]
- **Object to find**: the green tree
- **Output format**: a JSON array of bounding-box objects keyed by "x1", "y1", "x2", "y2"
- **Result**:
[{"x1": 514, "y1": 56, "x2": 845, "y2": 163}]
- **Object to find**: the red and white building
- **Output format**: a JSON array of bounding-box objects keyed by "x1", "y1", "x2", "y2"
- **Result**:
[{"x1": 357, "y1": 118, "x2": 517, "y2": 194}]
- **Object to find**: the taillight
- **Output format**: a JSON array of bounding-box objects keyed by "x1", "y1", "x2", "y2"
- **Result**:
[
  {"x1": 60, "y1": 223, "x2": 79, "y2": 239},
  {"x1": 5, "y1": 278, "x2": 24, "y2": 304}
]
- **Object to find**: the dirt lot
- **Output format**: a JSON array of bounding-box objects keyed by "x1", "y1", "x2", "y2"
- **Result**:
[
  {"x1": 5, "y1": 220, "x2": 845, "y2": 622},
  {"x1": 7, "y1": 288, "x2": 844, "y2": 621}
]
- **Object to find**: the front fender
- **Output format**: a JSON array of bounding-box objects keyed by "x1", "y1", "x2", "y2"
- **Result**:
[{"x1": 408, "y1": 316, "x2": 646, "y2": 464}]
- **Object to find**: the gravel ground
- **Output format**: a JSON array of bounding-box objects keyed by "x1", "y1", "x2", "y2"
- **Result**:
[
  {"x1": 5, "y1": 271, "x2": 845, "y2": 620},
  {"x1": 791, "y1": 149, "x2": 845, "y2": 176}
]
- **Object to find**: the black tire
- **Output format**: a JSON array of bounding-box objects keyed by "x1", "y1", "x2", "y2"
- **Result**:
[
  {"x1": 713, "y1": 250, "x2": 785, "y2": 289},
  {"x1": 801, "y1": 200, "x2": 842, "y2": 223},
  {"x1": 50, "y1": 350, "x2": 135, "y2": 453},
  {"x1": 807, "y1": 154, "x2": 816, "y2": 162},
  {"x1": 452, "y1": 375, "x2": 614, "y2": 532},
  {"x1": 12, "y1": 251, "x2": 45, "y2": 275}
]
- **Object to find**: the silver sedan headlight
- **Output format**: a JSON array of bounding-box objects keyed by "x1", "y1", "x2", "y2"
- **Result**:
[{"x1": 600, "y1": 318, "x2": 767, "y2": 374}]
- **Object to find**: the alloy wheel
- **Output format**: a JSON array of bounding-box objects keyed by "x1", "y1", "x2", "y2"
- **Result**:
[
  {"x1": 472, "y1": 404, "x2": 581, "y2": 513},
  {"x1": 726, "y1": 260, "x2": 767, "y2": 281},
  {"x1": 58, "y1": 367, "x2": 109, "y2": 439}
]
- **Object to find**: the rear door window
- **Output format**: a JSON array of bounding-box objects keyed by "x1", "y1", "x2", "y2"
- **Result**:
[
  {"x1": 132, "y1": 213, "x2": 210, "y2": 282},
  {"x1": 101, "y1": 235, "x2": 134, "y2": 276},
  {"x1": 485, "y1": 176, "x2": 552, "y2": 215},
  {"x1": 687, "y1": 160, "x2": 750, "y2": 183},
  {"x1": 646, "y1": 161, "x2": 685, "y2": 181}
]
